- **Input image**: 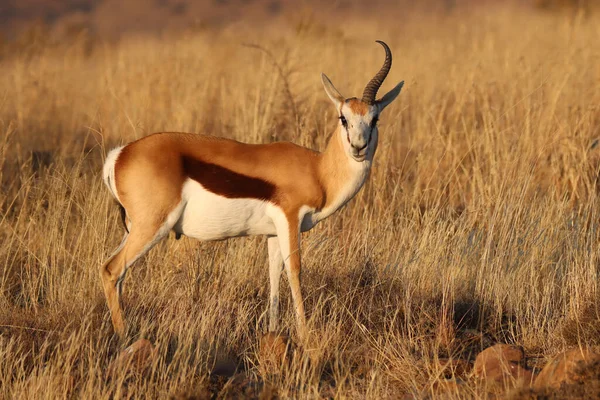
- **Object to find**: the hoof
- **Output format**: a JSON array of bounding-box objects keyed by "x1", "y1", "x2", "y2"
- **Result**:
[
  {"x1": 259, "y1": 332, "x2": 290, "y2": 373},
  {"x1": 108, "y1": 338, "x2": 157, "y2": 377}
]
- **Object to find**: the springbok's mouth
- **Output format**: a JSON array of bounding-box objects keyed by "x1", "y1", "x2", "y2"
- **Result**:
[{"x1": 351, "y1": 154, "x2": 366, "y2": 162}]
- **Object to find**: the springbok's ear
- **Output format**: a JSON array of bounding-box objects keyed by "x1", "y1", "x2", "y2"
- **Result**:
[
  {"x1": 321, "y1": 73, "x2": 344, "y2": 109},
  {"x1": 377, "y1": 81, "x2": 404, "y2": 111}
]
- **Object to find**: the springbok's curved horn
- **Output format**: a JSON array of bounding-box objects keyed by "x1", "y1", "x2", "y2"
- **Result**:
[{"x1": 361, "y1": 40, "x2": 392, "y2": 105}]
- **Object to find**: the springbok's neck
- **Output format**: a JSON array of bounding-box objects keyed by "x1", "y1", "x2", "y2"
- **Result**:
[{"x1": 317, "y1": 127, "x2": 372, "y2": 217}]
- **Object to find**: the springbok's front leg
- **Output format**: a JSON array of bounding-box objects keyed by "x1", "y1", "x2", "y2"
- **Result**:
[
  {"x1": 273, "y1": 212, "x2": 307, "y2": 341},
  {"x1": 267, "y1": 236, "x2": 284, "y2": 332}
]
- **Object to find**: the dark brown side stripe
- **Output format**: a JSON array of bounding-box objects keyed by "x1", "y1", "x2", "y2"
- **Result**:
[{"x1": 182, "y1": 155, "x2": 277, "y2": 201}]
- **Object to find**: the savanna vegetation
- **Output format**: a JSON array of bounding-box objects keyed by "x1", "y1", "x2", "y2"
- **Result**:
[{"x1": 1, "y1": 1, "x2": 600, "y2": 398}]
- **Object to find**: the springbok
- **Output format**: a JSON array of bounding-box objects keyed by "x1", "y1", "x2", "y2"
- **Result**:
[{"x1": 101, "y1": 41, "x2": 404, "y2": 340}]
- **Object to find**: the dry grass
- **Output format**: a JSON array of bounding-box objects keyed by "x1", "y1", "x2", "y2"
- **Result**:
[{"x1": 1, "y1": 4, "x2": 600, "y2": 399}]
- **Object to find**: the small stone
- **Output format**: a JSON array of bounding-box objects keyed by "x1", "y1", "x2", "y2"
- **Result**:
[
  {"x1": 474, "y1": 344, "x2": 533, "y2": 391},
  {"x1": 108, "y1": 338, "x2": 157, "y2": 376},
  {"x1": 474, "y1": 344, "x2": 525, "y2": 371},
  {"x1": 534, "y1": 347, "x2": 600, "y2": 390}
]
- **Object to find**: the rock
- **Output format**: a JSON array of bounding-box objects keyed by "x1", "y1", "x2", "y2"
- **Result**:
[
  {"x1": 259, "y1": 333, "x2": 290, "y2": 373},
  {"x1": 473, "y1": 344, "x2": 534, "y2": 391},
  {"x1": 533, "y1": 347, "x2": 600, "y2": 390},
  {"x1": 108, "y1": 338, "x2": 157, "y2": 376},
  {"x1": 474, "y1": 344, "x2": 526, "y2": 371}
]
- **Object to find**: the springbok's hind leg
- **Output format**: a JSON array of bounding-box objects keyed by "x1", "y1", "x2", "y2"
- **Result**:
[
  {"x1": 100, "y1": 234, "x2": 128, "y2": 337},
  {"x1": 99, "y1": 221, "x2": 170, "y2": 338}
]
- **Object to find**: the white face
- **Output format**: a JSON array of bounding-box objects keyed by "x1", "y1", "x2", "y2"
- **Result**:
[
  {"x1": 338, "y1": 100, "x2": 380, "y2": 163},
  {"x1": 321, "y1": 73, "x2": 404, "y2": 164}
]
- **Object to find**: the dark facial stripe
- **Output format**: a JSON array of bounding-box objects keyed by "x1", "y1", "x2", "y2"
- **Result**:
[{"x1": 182, "y1": 156, "x2": 277, "y2": 201}]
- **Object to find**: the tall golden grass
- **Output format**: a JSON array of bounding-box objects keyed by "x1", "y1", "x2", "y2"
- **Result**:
[{"x1": 1, "y1": 4, "x2": 600, "y2": 398}]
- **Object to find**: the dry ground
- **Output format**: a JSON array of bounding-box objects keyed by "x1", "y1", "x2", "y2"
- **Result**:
[{"x1": 1, "y1": 3, "x2": 600, "y2": 399}]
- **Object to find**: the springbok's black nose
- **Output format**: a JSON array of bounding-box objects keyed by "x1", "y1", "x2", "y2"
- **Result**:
[{"x1": 352, "y1": 143, "x2": 368, "y2": 152}]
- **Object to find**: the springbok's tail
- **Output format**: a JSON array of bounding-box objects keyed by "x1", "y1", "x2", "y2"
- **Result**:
[
  {"x1": 103, "y1": 146, "x2": 129, "y2": 232},
  {"x1": 103, "y1": 146, "x2": 124, "y2": 202}
]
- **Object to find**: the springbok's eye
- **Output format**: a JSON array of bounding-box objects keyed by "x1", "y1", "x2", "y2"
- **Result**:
[
  {"x1": 370, "y1": 116, "x2": 379, "y2": 128},
  {"x1": 340, "y1": 115, "x2": 348, "y2": 128}
]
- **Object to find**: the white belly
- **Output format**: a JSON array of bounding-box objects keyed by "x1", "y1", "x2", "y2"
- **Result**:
[{"x1": 174, "y1": 179, "x2": 276, "y2": 240}]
